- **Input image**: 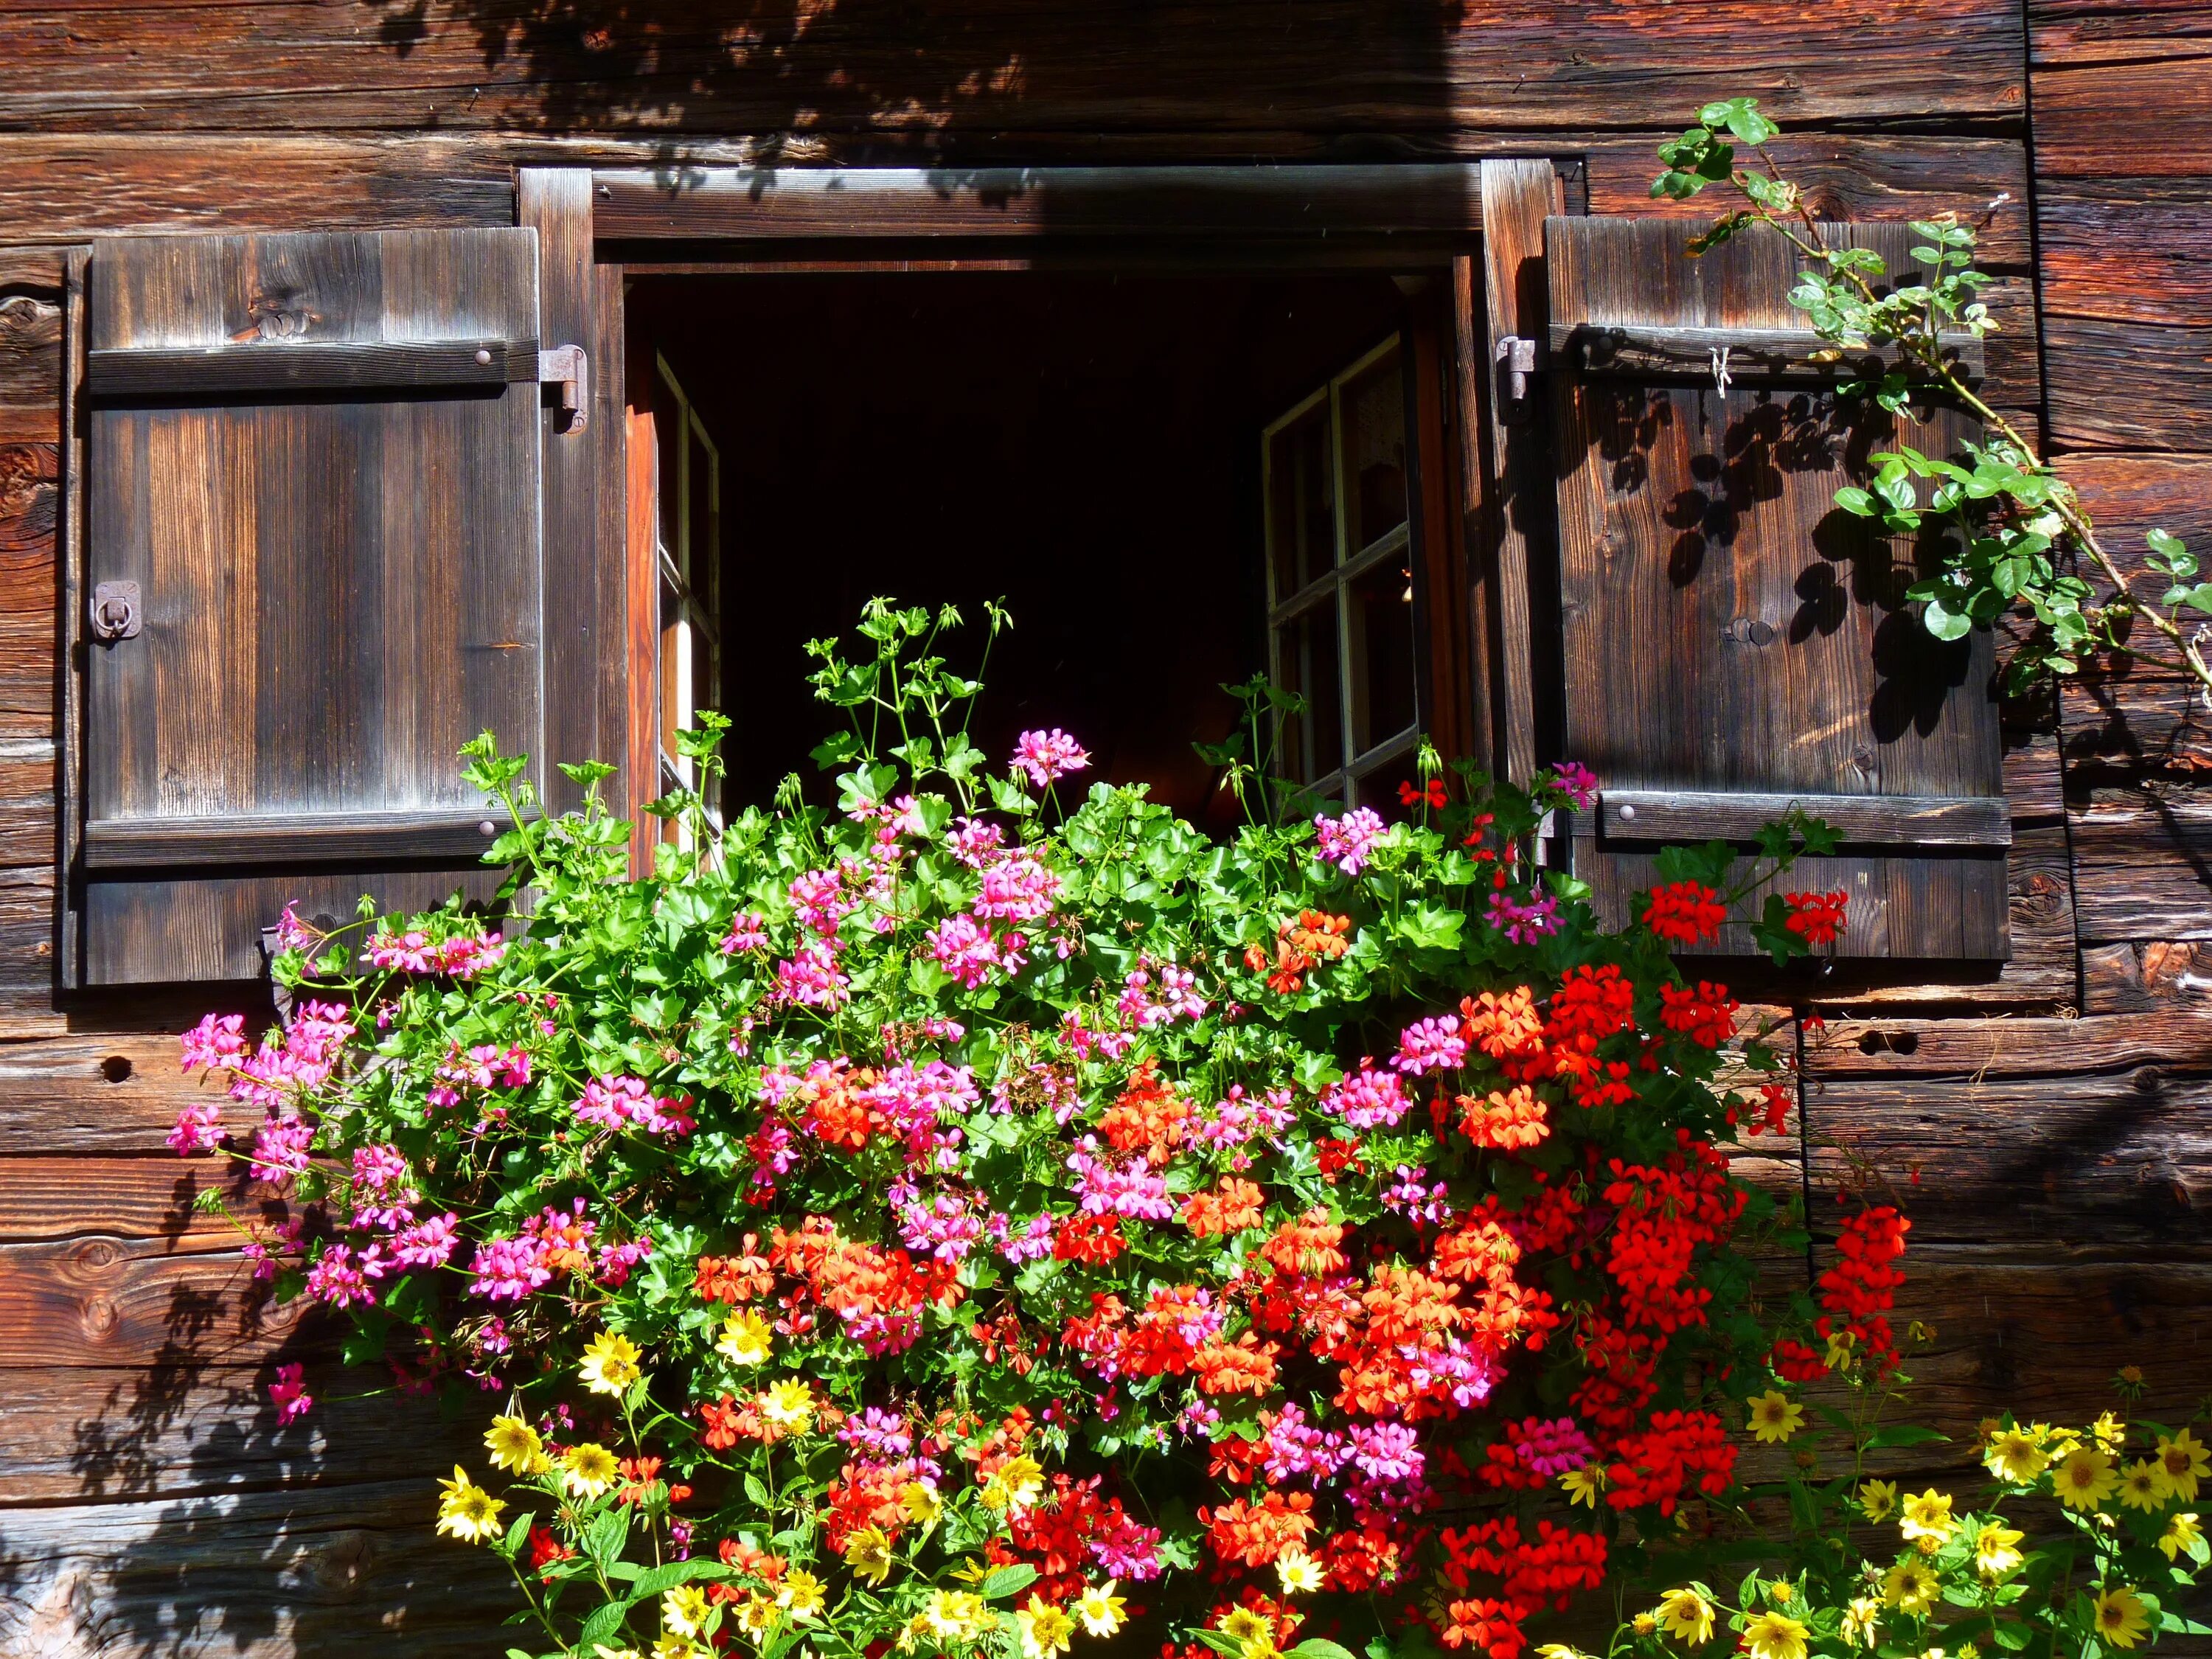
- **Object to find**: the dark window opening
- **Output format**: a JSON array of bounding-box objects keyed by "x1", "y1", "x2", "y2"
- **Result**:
[{"x1": 627, "y1": 270, "x2": 1436, "y2": 830}]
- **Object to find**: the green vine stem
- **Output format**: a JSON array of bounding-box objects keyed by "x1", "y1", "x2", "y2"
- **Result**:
[{"x1": 1653, "y1": 99, "x2": 2212, "y2": 702}]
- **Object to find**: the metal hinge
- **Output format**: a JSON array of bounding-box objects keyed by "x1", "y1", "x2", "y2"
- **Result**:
[
  {"x1": 1494, "y1": 334, "x2": 1543, "y2": 425},
  {"x1": 537, "y1": 344, "x2": 589, "y2": 434},
  {"x1": 90, "y1": 580, "x2": 141, "y2": 641}
]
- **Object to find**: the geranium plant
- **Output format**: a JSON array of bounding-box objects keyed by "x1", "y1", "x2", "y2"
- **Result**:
[{"x1": 176, "y1": 600, "x2": 1877, "y2": 1659}]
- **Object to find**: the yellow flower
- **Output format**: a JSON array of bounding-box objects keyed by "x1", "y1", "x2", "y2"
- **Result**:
[
  {"x1": 2157, "y1": 1428, "x2": 2209, "y2": 1500},
  {"x1": 998, "y1": 1454, "x2": 1046, "y2": 1509},
  {"x1": 1840, "y1": 1597, "x2": 1880, "y2": 1649},
  {"x1": 900, "y1": 1481, "x2": 943, "y2": 1526},
  {"x1": 716, "y1": 1308, "x2": 775, "y2": 1368},
  {"x1": 1857, "y1": 1480, "x2": 1899, "y2": 1523},
  {"x1": 1562, "y1": 1467, "x2": 1605, "y2": 1508},
  {"x1": 1276, "y1": 1550, "x2": 1325, "y2": 1595},
  {"x1": 1767, "y1": 1583, "x2": 1794, "y2": 1606},
  {"x1": 1747, "y1": 1391, "x2": 1805, "y2": 1445},
  {"x1": 561, "y1": 1441, "x2": 620, "y2": 1500},
  {"x1": 484, "y1": 1412, "x2": 550, "y2": 1475},
  {"x1": 662, "y1": 1585, "x2": 712, "y2": 1640},
  {"x1": 434, "y1": 1464, "x2": 506, "y2": 1544},
  {"x1": 844, "y1": 1523, "x2": 894, "y2": 1586},
  {"x1": 1742, "y1": 1611, "x2": 1809, "y2": 1659},
  {"x1": 1898, "y1": 1489, "x2": 1957, "y2": 1544},
  {"x1": 1017, "y1": 1594, "x2": 1076, "y2": 1659},
  {"x1": 2119, "y1": 1458, "x2": 2166, "y2": 1512},
  {"x1": 1974, "y1": 1522, "x2": 2025, "y2": 1579},
  {"x1": 1983, "y1": 1427, "x2": 2048, "y2": 1485},
  {"x1": 2093, "y1": 1585, "x2": 2151, "y2": 1650},
  {"x1": 1655, "y1": 1588, "x2": 1716, "y2": 1646},
  {"x1": 1075, "y1": 1581, "x2": 1127, "y2": 1638},
  {"x1": 923, "y1": 1589, "x2": 994, "y2": 1643},
  {"x1": 2160, "y1": 1512, "x2": 2203, "y2": 1562},
  {"x1": 1631, "y1": 1615, "x2": 1658, "y2": 1638},
  {"x1": 1221, "y1": 1609, "x2": 1276, "y2": 1650},
  {"x1": 1884, "y1": 1560, "x2": 1939, "y2": 1616},
  {"x1": 579, "y1": 1331, "x2": 643, "y2": 1397},
  {"x1": 1825, "y1": 1329, "x2": 1858, "y2": 1371},
  {"x1": 757, "y1": 1380, "x2": 814, "y2": 1431},
  {"x1": 1536, "y1": 1648, "x2": 1592, "y2": 1659},
  {"x1": 2091, "y1": 1411, "x2": 2127, "y2": 1452},
  {"x1": 594, "y1": 1647, "x2": 645, "y2": 1659},
  {"x1": 779, "y1": 1570, "x2": 826, "y2": 1621},
  {"x1": 2054, "y1": 1447, "x2": 2118, "y2": 1511},
  {"x1": 732, "y1": 1591, "x2": 779, "y2": 1640},
  {"x1": 653, "y1": 1638, "x2": 705, "y2": 1659}
]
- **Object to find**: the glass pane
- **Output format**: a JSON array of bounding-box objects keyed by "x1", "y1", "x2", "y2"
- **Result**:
[
  {"x1": 1339, "y1": 344, "x2": 1408, "y2": 554},
  {"x1": 687, "y1": 422, "x2": 716, "y2": 599},
  {"x1": 1272, "y1": 605, "x2": 1343, "y2": 783},
  {"x1": 660, "y1": 590, "x2": 689, "y2": 783},
  {"x1": 1345, "y1": 556, "x2": 1417, "y2": 758},
  {"x1": 1265, "y1": 402, "x2": 1335, "y2": 601}
]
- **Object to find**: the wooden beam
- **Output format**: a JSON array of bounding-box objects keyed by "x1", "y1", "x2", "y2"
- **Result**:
[
  {"x1": 594, "y1": 164, "x2": 1485, "y2": 249},
  {"x1": 80, "y1": 810, "x2": 520, "y2": 871},
  {"x1": 1599, "y1": 789, "x2": 2014, "y2": 846},
  {"x1": 83, "y1": 340, "x2": 535, "y2": 398},
  {"x1": 1549, "y1": 321, "x2": 1987, "y2": 384}
]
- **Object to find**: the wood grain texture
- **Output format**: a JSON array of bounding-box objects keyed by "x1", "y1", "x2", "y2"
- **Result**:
[
  {"x1": 82, "y1": 809, "x2": 516, "y2": 870},
  {"x1": 521, "y1": 168, "x2": 630, "y2": 814},
  {"x1": 80, "y1": 227, "x2": 546, "y2": 984},
  {"x1": 2031, "y1": 58, "x2": 2212, "y2": 178},
  {"x1": 0, "y1": 0, "x2": 2026, "y2": 136},
  {"x1": 2037, "y1": 178, "x2": 2212, "y2": 328},
  {"x1": 2084, "y1": 941, "x2": 2212, "y2": 1013},
  {"x1": 2031, "y1": 0, "x2": 2212, "y2": 65},
  {"x1": 1475, "y1": 158, "x2": 1561, "y2": 785},
  {"x1": 1599, "y1": 788, "x2": 2012, "y2": 846},
  {"x1": 0, "y1": 1237, "x2": 313, "y2": 1369},
  {"x1": 2044, "y1": 316, "x2": 2212, "y2": 452},
  {"x1": 1551, "y1": 323, "x2": 1986, "y2": 386},
  {"x1": 1805, "y1": 1070, "x2": 2212, "y2": 1248},
  {"x1": 83, "y1": 338, "x2": 534, "y2": 397},
  {"x1": 0, "y1": 1478, "x2": 509, "y2": 1657},
  {"x1": 0, "y1": 1366, "x2": 487, "y2": 1507},
  {"x1": 0, "y1": 1032, "x2": 226, "y2": 1152},
  {"x1": 1548, "y1": 218, "x2": 2009, "y2": 959},
  {"x1": 0, "y1": 1159, "x2": 266, "y2": 1245},
  {"x1": 1806, "y1": 1010, "x2": 2212, "y2": 1079},
  {"x1": 2068, "y1": 786, "x2": 2212, "y2": 945}
]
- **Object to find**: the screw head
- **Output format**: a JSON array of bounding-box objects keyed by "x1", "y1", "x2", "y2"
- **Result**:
[
  {"x1": 475, "y1": 347, "x2": 493, "y2": 366},
  {"x1": 478, "y1": 819, "x2": 497, "y2": 837},
  {"x1": 1618, "y1": 803, "x2": 1637, "y2": 822}
]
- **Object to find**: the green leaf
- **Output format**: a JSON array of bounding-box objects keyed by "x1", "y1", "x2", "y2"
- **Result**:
[
  {"x1": 981, "y1": 1565, "x2": 1040, "y2": 1601},
  {"x1": 577, "y1": 1599, "x2": 635, "y2": 1651},
  {"x1": 1289, "y1": 1642, "x2": 1361, "y2": 1659},
  {"x1": 1923, "y1": 597, "x2": 1975, "y2": 641},
  {"x1": 2180, "y1": 584, "x2": 2212, "y2": 616},
  {"x1": 1832, "y1": 486, "x2": 1877, "y2": 516},
  {"x1": 2147, "y1": 526, "x2": 2189, "y2": 561},
  {"x1": 498, "y1": 1510, "x2": 535, "y2": 1560},
  {"x1": 629, "y1": 1560, "x2": 737, "y2": 1600}
]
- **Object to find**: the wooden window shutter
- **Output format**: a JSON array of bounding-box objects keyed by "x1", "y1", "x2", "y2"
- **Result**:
[
  {"x1": 1542, "y1": 216, "x2": 2009, "y2": 959},
  {"x1": 71, "y1": 229, "x2": 552, "y2": 985}
]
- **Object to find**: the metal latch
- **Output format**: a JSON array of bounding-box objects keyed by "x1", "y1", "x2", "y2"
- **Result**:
[
  {"x1": 537, "y1": 344, "x2": 589, "y2": 435},
  {"x1": 1494, "y1": 334, "x2": 1542, "y2": 425},
  {"x1": 90, "y1": 580, "x2": 141, "y2": 641}
]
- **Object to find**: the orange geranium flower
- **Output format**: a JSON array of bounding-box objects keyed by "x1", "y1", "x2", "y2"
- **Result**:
[
  {"x1": 1098, "y1": 1061, "x2": 1192, "y2": 1164},
  {"x1": 1457, "y1": 1085, "x2": 1549, "y2": 1150},
  {"x1": 1259, "y1": 1208, "x2": 1347, "y2": 1277},
  {"x1": 1192, "y1": 1332, "x2": 1280, "y2": 1396},
  {"x1": 1461, "y1": 987, "x2": 1543, "y2": 1059},
  {"x1": 1182, "y1": 1178, "x2": 1267, "y2": 1238},
  {"x1": 1201, "y1": 1489, "x2": 1315, "y2": 1566},
  {"x1": 695, "y1": 1237, "x2": 773, "y2": 1304}
]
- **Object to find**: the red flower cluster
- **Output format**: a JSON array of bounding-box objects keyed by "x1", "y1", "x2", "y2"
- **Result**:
[
  {"x1": 1603, "y1": 1408, "x2": 1736, "y2": 1515},
  {"x1": 1816, "y1": 1203, "x2": 1911, "y2": 1373},
  {"x1": 1643, "y1": 880, "x2": 1728, "y2": 945},
  {"x1": 1784, "y1": 888, "x2": 1850, "y2": 945}
]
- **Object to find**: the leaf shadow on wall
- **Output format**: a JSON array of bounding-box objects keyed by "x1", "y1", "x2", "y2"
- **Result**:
[{"x1": 366, "y1": 0, "x2": 1466, "y2": 159}]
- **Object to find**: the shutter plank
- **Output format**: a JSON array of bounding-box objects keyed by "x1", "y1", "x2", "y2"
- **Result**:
[
  {"x1": 1545, "y1": 216, "x2": 2011, "y2": 959},
  {"x1": 79, "y1": 228, "x2": 543, "y2": 984}
]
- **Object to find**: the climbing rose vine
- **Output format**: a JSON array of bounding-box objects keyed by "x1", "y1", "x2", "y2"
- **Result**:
[{"x1": 175, "y1": 602, "x2": 1892, "y2": 1659}]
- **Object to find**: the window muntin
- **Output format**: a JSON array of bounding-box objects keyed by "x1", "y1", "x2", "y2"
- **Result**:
[{"x1": 1262, "y1": 335, "x2": 1419, "y2": 806}]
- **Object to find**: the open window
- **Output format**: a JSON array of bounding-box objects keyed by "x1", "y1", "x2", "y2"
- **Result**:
[{"x1": 624, "y1": 271, "x2": 1465, "y2": 835}]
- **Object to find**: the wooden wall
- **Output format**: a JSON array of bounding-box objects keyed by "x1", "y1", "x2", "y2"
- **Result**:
[{"x1": 0, "y1": 1, "x2": 2207, "y2": 1652}]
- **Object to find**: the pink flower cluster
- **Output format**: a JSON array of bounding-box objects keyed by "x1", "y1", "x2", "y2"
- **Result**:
[
  {"x1": 1314, "y1": 807, "x2": 1388, "y2": 875},
  {"x1": 1321, "y1": 1063, "x2": 1411, "y2": 1130},
  {"x1": 575, "y1": 1075, "x2": 695, "y2": 1137},
  {"x1": 366, "y1": 926, "x2": 507, "y2": 979},
  {"x1": 1010, "y1": 728, "x2": 1091, "y2": 788}
]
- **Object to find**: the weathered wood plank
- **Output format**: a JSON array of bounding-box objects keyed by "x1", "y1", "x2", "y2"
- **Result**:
[
  {"x1": 2084, "y1": 940, "x2": 2212, "y2": 1013},
  {"x1": 1805, "y1": 1071, "x2": 2212, "y2": 1246},
  {"x1": 2045, "y1": 316, "x2": 2212, "y2": 452},
  {"x1": 2031, "y1": 58, "x2": 2212, "y2": 177},
  {"x1": 0, "y1": 1365, "x2": 481, "y2": 1506},
  {"x1": 2065, "y1": 675, "x2": 2212, "y2": 779},
  {"x1": 2030, "y1": 0, "x2": 2212, "y2": 67},
  {"x1": 83, "y1": 809, "x2": 516, "y2": 871},
  {"x1": 2037, "y1": 178, "x2": 2212, "y2": 327},
  {"x1": 0, "y1": 1478, "x2": 509, "y2": 1658},
  {"x1": 0, "y1": 1237, "x2": 313, "y2": 1368},
  {"x1": 2067, "y1": 786, "x2": 2212, "y2": 942},
  {"x1": 1599, "y1": 789, "x2": 2011, "y2": 846},
  {"x1": 1875, "y1": 1248, "x2": 2212, "y2": 1448},
  {"x1": 0, "y1": 1158, "x2": 266, "y2": 1245},
  {"x1": 0, "y1": 1032, "x2": 229, "y2": 1153},
  {"x1": 83, "y1": 339, "x2": 535, "y2": 397},
  {"x1": 1805, "y1": 1009, "x2": 2212, "y2": 1079},
  {"x1": 0, "y1": 1, "x2": 2028, "y2": 135}
]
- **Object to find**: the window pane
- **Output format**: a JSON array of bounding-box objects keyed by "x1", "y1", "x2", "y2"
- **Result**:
[
  {"x1": 687, "y1": 421, "x2": 716, "y2": 599},
  {"x1": 1338, "y1": 344, "x2": 1408, "y2": 554},
  {"x1": 1265, "y1": 402, "x2": 1335, "y2": 601},
  {"x1": 1272, "y1": 605, "x2": 1343, "y2": 782},
  {"x1": 1345, "y1": 556, "x2": 1417, "y2": 758},
  {"x1": 653, "y1": 374, "x2": 684, "y2": 560}
]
